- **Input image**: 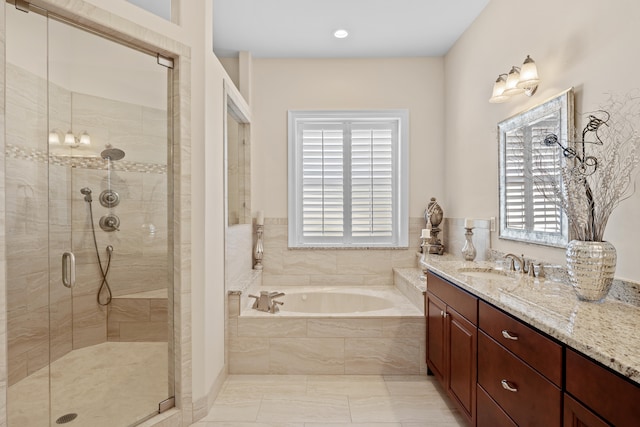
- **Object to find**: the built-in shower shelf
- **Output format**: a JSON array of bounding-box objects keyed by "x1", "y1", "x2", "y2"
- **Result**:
[
  {"x1": 107, "y1": 289, "x2": 168, "y2": 342},
  {"x1": 115, "y1": 288, "x2": 168, "y2": 299}
]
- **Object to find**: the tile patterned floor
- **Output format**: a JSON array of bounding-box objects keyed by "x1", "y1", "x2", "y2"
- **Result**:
[
  {"x1": 8, "y1": 342, "x2": 168, "y2": 427},
  {"x1": 191, "y1": 374, "x2": 466, "y2": 427}
]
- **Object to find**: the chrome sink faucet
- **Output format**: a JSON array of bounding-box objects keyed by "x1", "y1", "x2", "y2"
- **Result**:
[
  {"x1": 249, "y1": 290, "x2": 285, "y2": 313},
  {"x1": 504, "y1": 253, "x2": 525, "y2": 273},
  {"x1": 503, "y1": 253, "x2": 544, "y2": 278}
]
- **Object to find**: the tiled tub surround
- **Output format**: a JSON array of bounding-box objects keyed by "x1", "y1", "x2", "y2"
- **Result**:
[
  {"x1": 420, "y1": 254, "x2": 640, "y2": 386},
  {"x1": 5, "y1": 62, "x2": 170, "y2": 386},
  {"x1": 228, "y1": 285, "x2": 427, "y2": 375},
  {"x1": 261, "y1": 217, "x2": 426, "y2": 287}
]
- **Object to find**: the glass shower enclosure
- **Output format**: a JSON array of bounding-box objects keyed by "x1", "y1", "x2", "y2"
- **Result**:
[{"x1": 5, "y1": 2, "x2": 174, "y2": 425}]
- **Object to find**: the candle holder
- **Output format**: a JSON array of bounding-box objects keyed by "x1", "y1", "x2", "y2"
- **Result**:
[
  {"x1": 461, "y1": 227, "x2": 477, "y2": 261},
  {"x1": 254, "y1": 224, "x2": 264, "y2": 270}
]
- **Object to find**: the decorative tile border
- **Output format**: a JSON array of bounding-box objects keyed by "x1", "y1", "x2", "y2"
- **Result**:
[{"x1": 6, "y1": 143, "x2": 167, "y2": 174}]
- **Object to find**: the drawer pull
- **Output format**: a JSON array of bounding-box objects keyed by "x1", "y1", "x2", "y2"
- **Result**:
[
  {"x1": 501, "y1": 379, "x2": 518, "y2": 392},
  {"x1": 501, "y1": 330, "x2": 519, "y2": 341}
]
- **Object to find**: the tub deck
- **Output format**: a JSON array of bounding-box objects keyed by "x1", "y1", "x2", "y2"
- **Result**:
[{"x1": 240, "y1": 285, "x2": 422, "y2": 318}]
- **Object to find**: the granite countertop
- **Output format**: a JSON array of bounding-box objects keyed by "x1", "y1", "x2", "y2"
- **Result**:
[{"x1": 420, "y1": 254, "x2": 640, "y2": 386}]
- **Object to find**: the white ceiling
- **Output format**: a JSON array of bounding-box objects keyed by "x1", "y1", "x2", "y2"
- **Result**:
[{"x1": 212, "y1": 0, "x2": 490, "y2": 58}]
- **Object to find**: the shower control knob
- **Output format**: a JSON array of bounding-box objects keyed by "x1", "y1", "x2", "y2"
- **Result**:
[
  {"x1": 99, "y1": 189, "x2": 120, "y2": 208},
  {"x1": 99, "y1": 214, "x2": 120, "y2": 232}
]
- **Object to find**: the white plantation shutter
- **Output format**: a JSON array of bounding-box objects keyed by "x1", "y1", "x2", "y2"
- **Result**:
[
  {"x1": 504, "y1": 129, "x2": 526, "y2": 230},
  {"x1": 530, "y1": 124, "x2": 563, "y2": 232},
  {"x1": 502, "y1": 118, "x2": 564, "y2": 238},
  {"x1": 351, "y1": 123, "x2": 395, "y2": 239},
  {"x1": 289, "y1": 111, "x2": 408, "y2": 248},
  {"x1": 301, "y1": 125, "x2": 344, "y2": 238}
]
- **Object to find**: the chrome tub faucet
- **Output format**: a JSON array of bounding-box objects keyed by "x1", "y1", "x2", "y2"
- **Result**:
[{"x1": 249, "y1": 290, "x2": 285, "y2": 313}]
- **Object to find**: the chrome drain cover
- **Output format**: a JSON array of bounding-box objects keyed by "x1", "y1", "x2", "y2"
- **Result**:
[{"x1": 55, "y1": 413, "x2": 78, "y2": 424}]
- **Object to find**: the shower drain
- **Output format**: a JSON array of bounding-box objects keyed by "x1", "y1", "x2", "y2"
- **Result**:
[{"x1": 55, "y1": 413, "x2": 78, "y2": 424}]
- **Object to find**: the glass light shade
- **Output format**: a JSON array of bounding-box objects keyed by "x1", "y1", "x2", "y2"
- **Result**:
[
  {"x1": 517, "y1": 55, "x2": 540, "y2": 89},
  {"x1": 489, "y1": 75, "x2": 509, "y2": 103},
  {"x1": 503, "y1": 67, "x2": 524, "y2": 96},
  {"x1": 79, "y1": 131, "x2": 91, "y2": 146},
  {"x1": 48, "y1": 131, "x2": 60, "y2": 145},
  {"x1": 64, "y1": 131, "x2": 76, "y2": 146}
]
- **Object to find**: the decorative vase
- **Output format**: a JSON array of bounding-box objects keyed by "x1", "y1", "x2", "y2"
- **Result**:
[{"x1": 566, "y1": 240, "x2": 617, "y2": 302}]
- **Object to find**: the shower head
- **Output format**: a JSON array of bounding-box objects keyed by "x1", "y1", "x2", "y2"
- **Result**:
[
  {"x1": 80, "y1": 187, "x2": 92, "y2": 202},
  {"x1": 101, "y1": 147, "x2": 125, "y2": 161}
]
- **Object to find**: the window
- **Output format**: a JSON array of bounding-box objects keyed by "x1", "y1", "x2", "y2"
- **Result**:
[{"x1": 288, "y1": 110, "x2": 409, "y2": 248}]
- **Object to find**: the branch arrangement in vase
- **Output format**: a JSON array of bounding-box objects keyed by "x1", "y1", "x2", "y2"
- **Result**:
[{"x1": 541, "y1": 92, "x2": 640, "y2": 242}]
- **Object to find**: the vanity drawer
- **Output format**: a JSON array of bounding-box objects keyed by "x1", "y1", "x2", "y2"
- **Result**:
[
  {"x1": 479, "y1": 300, "x2": 562, "y2": 385},
  {"x1": 477, "y1": 384, "x2": 517, "y2": 427},
  {"x1": 426, "y1": 271, "x2": 477, "y2": 324},
  {"x1": 478, "y1": 331, "x2": 561, "y2": 427},
  {"x1": 566, "y1": 349, "x2": 640, "y2": 427}
]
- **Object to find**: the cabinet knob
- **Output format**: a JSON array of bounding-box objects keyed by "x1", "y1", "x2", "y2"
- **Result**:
[
  {"x1": 501, "y1": 379, "x2": 518, "y2": 392},
  {"x1": 501, "y1": 330, "x2": 519, "y2": 341}
]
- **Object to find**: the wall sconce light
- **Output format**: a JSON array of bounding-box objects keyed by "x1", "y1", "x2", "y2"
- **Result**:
[
  {"x1": 489, "y1": 55, "x2": 540, "y2": 103},
  {"x1": 48, "y1": 129, "x2": 61, "y2": 145},
  {"x1": 62, "y1": 130, "x2": 91, "y2": 147}
]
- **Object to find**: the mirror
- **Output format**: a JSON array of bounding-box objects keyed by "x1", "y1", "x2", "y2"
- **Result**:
[
  {"x1": 225, "y1": 82, "x2": 251, "y2": 226},
  {"x1": 498, "y1": 88, "x2": 574, "y2": 247}
]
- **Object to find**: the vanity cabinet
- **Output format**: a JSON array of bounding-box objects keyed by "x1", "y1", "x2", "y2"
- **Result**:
[
  {"x1": 565, "y1": 349, "x2": 640, "y2": 427},
  {"x1": 425, "y1": 268, "x2": 640, "y2": 427},
  {"x1": 426, "y1": 271, "x2": 478, "y2": 426},
  {"x1": 477, "y1": 301, "x2": 562, "y2": 427}
]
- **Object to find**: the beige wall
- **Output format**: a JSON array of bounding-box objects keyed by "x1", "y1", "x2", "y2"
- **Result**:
[
  {"x1": 252, "y1": 57, "x2": 445, "y2": 219},
  {"x1": 444, "y1": 0, "x2": 640, "y2": 281},
  {"x1": 248, "y1": 58, "x2": 444, "y2": 284}
]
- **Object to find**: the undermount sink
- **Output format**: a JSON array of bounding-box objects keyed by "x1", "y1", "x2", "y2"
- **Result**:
[{"x1": 457, "y1": 267, "x2": 512, "y2": 279}]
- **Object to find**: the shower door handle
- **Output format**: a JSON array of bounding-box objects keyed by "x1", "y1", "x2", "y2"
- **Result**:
[{"x1": 62, "y1": 252, "x2": 76, "y2": 289}]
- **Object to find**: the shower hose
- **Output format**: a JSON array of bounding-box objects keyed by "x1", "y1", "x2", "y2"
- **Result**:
[{"x1": 86, "y1": 200, "x2": 113, "y2": 306}]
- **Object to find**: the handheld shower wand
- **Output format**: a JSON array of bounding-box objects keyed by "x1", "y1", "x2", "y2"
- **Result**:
[
  {"x1": 80, "y1": 187, "x2": 92, "y2": 203},
  {"x1": 80, "y1": 186, "x2": 113, "y2": 305}
]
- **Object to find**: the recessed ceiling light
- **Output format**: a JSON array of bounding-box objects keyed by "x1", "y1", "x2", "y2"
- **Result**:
[{"x1": 334, "y1": 29, "x2": 349, "y2": 39}]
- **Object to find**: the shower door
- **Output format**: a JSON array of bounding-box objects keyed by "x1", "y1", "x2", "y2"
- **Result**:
[{"x1": 5, "y1": 2, "x2": 174, "y2": 426}]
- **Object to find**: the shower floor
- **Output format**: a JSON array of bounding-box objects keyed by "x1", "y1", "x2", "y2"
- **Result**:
[{"x1": 8, "y1": 341, "x2": 168, "y2": 427}]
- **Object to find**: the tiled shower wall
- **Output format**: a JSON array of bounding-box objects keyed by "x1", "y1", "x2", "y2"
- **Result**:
[
  {"x1": 261, "y1": 217, "x2": 426, "y2": 287},
  {"x1": 6, "y1": 63, "x2": 169, "y2": 385}
]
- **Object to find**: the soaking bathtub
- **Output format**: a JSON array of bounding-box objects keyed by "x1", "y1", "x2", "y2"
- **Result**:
[
  {"x1": 228, "y1": 285, "x2": 427, "y2": 375},
  {"x1": 241, "y1": 286, "x2": 422, "y2": 316}
]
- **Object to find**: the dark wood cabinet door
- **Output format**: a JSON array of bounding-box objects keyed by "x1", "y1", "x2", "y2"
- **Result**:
[
  {"x1": 566, "y1": 349, "x2": 640, "y2": 427},
  {"x1": 563, "y1": 394, "x2": 609, "y2": 427},
  {"x1": 426, "y1": 292, "x2": 447, "y2": 384},
  {"x1": 448, "y1": 306, "x2": 477, "y2": 425}
]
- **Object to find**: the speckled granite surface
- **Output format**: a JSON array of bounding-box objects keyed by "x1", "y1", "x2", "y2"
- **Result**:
[{"x1": 420, "y1": 254, "x2": 640, "y2": 386}]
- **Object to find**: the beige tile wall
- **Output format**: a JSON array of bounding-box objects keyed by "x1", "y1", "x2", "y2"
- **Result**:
[
  {"x1": 227, "y1": 294, "x2": 427, "y2": 375},
  {"x1": 1, "y1": 2, "x2": 193, "y2": 425},
  {"x1": 5, "y1": 63, "x2": 170, "y2": 385},
  {"x1": 107, "y1": 297, "x2": 168, "y2": 342},
  {"x1": 261, "y1": 217, "x2": 425, "y2": 287}
]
